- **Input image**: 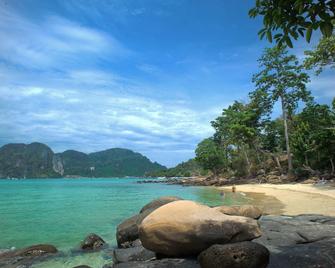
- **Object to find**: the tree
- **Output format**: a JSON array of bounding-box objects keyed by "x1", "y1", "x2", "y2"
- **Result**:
[
  {"x1": 195, "y1": 138, "x2": 226, "y2": 177},
  {"x1": 249, "y1": 0, "x2": 335, "y2": 47},
  {"x1": 304, "y1": 35, "x2": 335, "y2": 74},
  {"x1": 292, "y1": 102, "x2": 335, "y2": 173},
  {"x1": 251, "y1": 46, "x2": 311, "y2": 174},
  {"x1": 211, "y1": 100, "x2": 265, "y2": 175}
]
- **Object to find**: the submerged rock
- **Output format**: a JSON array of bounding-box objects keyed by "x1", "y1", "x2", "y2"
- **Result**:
[
  {"x1": 139, "y1": 200, "x2": 261, "y2": 256},
  {"x1": 0, "y1": 244, "x2": 58, "y2": 268},
  {"x1": 80, "y1": 233, "x2": 105, "y2": 250},
  {"x1": 214, "y1": 205, "x2": 262, "y2": 219},
  {"x1": 110, "y1": 258, "x2": 200, "y2": 268},
  {"x1": 198, "y1": 242, "x2": 269, "y2": 268}
]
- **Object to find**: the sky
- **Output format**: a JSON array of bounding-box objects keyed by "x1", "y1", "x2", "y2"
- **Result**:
[{"x1": 0, "y1": 0, "x2": 334, "y2": 167}]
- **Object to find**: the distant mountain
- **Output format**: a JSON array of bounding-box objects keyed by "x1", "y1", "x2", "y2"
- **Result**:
[
  {"x1": 0, "y1": 142, "x2": 166, "y2": 178},
  {"x1": 146, "y1": 158, "x2": 208, "y2": 177}
]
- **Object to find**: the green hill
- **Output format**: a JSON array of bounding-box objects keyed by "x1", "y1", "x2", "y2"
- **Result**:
[
  {"x1": 0, "y1": 143, "x2": 166, "y2": 178},
  {"x1": 146, "y1": 158, "x2": 207, "y2": 177}
]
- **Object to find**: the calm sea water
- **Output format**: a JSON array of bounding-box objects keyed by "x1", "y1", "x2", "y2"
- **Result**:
[{"x1": 0, "y1": 178, "x2": 248, "y2": 267}]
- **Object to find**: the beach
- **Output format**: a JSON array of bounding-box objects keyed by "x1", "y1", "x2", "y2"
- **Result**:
[{"x1": 221, "y1": 183, "x2": 335, "y2": 216}]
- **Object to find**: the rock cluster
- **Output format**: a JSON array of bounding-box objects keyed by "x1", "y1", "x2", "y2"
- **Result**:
[{"x1": 110, "y1": 196, "x2": 269, "y2": 267}]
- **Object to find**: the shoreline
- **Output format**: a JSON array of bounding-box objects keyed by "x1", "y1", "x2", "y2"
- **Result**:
[{"x1": 220, "y1": 183, "x2": 335, "y2": 216}]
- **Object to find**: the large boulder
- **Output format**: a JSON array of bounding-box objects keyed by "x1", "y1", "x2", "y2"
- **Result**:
[
  {"x1": 80, "y1": 233, "x2": 105, "y2": 250},
  {"x1": 198, "y1": 242, "x2": 269, "y2": 268},
  {"x1": 139, "y1": 200, "x2": 262, "y2": 256},
  {"x1": 117, "y1": 209, "x2": 154, "y2": 247},
  {"x1": 140, "y1": 196, "x2": 182, "y2": 213},
  {"x1": 214, "y1": 205, "x2": 262, "y2": 219},
  {"x1": 117, "y1": 196, "x2": 183, "y2": 247}
]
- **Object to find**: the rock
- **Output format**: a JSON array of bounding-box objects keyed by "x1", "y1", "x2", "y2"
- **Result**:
[
  {"x1": 139, "y1": 200, "x2": 262, "y2": 256},
  {"x1": 198, "y1": 242, "x2": 269, "y2": 268},
  {"x1": 120, "y1": 239, "x2": 142, "y2": 248},
  {"x1": 215, "y1": 205, "x2": 262, "y2": 219},
  {"x1": 0, "y1": 244, "x2": 58, "y2": 267},
  {"x1": 73, "y1": 266, "x2": 92, "y2": 268},
  {"x1": 254, "y1": 214, "x2": 335, "y2": 250},
  {"x1": 117, "y1": 209, "x2": 154, "y2": 247},
  {"x1": 140, "y1": 196, "x2": 182, "y2": 213},
  {"x1": 268, "y1": 237, "x2": 335, "y2": 268},
  {"x1": 111, "y1": 258, "x2": 200, "y2": 268},
  {"x1": 80, "y1": 233, "x2": 105, "y2": 250},
  {"x1": 113, "y1": 245, "x2": 156, "y2": 263},
  {"x1": 0, "y1": 244, "x2": 58, "y2": 258}
]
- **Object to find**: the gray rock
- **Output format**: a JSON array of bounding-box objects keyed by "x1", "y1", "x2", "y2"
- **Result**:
[
  {"x1": 255, "y1": 214, "x2": 335, "y2": 251},
  {"x1": 0, "y1": 244, "x2": 58, "y2": 268},
  {"x1": 113, "y1": 245, "x2": 156, "y2": 263},
  {"x1": 198, "y1": 242, "x2": 269, "y2": 268},
  {"x1": 116, "y1": 209, "x2": 154, "y2": 247},
  {"x1": 111, "y1": 258, "x2": 200, "y2": 268},
  {"x1": 140, "y1": 196, "x2": 182, "y2": 213},
  {"x1": 80, "y1": 233, "x2": 105, "y2": 250},
  {"x1": 268, "y1": 237, "x2": 335, "y2": 268}
]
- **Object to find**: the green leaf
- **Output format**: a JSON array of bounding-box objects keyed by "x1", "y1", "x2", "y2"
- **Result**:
[
  {"x1": 266, "y1": 30, "x2": 273, "y2": 42},
  {"x1": 284, "y1": 35, "x2": 293, "y2": 48},
  {"x1": 306, "y1": 26, "x2": 313, "y2": 43}
]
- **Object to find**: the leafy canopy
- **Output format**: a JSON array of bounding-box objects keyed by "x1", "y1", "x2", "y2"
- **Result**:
[{"x1": 249, "y1": 0, "x2": 335, "y2": 47}]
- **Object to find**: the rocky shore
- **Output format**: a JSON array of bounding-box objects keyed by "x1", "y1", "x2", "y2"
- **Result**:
[
  {"x1": 1, "y1": 196, "x2": 335, "y2": 268},
  {"x1": 138, "y1": 171, "x2": 335, "y2": 186}
]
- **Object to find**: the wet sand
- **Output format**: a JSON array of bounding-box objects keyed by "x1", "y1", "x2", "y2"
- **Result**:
[{"x1": 220, "y1": 183, "x2": 335, "y2": 216}]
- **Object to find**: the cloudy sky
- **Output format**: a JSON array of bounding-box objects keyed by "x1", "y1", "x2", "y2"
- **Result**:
[{"x1": 0, "y1": 0, "x2": 334, "y2": 167}]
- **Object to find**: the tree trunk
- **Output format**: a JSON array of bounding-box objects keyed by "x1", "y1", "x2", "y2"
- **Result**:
[
  {"x1": 243, "y1": 147, "x2": 251, "y2": 175},
  {"x1": 280, "y1": 96, "x2": 293, "y2": 174},
  {"x1": 304, "y1": 153, "x2": 309, "y2": 166},
  {"x1": 330, "y1": 158, "x2": 335, "y2": 175}
]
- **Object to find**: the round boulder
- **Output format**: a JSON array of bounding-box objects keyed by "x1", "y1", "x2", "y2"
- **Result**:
[
  {"x1": 198, "y1": 242, "x2": 269, "y2": 268},
  {"x1": 215, "y1": 205, "x2": 262, "y2": 219},
  {"x1": 116, "y1": 209, "x2": 154, "y2": 247},
  {"x1": 139, "y1": 200, "x2": 262, "y2": 256},
  {"x1": 140, "y1": 196, "x2": 182, "y2": 213},
  {"x1": 80, "y1": 233, "x2": 105, "y2": 250}
]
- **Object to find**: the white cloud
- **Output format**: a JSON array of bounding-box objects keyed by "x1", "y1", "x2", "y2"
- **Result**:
[{"x1": 0, "y1": 7, "x2": 129, "y2": 69}]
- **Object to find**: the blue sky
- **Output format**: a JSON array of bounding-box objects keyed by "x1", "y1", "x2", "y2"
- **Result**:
[{"x1": 0, "y1": 0, "x2": 334, "y2": 167}]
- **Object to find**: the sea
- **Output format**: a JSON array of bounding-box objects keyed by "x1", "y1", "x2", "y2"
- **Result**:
[{"x1": 0, "y1": 178, "x2": 249, "y2": 267}]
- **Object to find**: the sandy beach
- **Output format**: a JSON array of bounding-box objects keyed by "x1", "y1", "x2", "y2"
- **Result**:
[{"x1": 220, "y1": 183, "x2": 335, "y2": 216}]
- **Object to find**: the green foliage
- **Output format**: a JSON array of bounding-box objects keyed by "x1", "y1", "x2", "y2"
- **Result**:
[
  {"x1": 195, "y1": 138, "x2": 227, "y2": 176},
  {"x1": 249, "y1": 0, "x2": 335, "y2": 47},
  {"x1": 146, "y1": 158, "x2": 207, "y2": 177},
  {"x1": 304, "y1": 35, "x2": 335, "y2": 74},
  {"x1": 252, "y1": 45, "x2": 311, "y2": 172},
  {"x1": 291, "y1": 103, "x2": 335, "y2": 171}
]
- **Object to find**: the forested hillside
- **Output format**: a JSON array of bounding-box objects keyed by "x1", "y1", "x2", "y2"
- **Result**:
[{"x1": 0, "y1": 143, "x2": 166, "y2": 178}]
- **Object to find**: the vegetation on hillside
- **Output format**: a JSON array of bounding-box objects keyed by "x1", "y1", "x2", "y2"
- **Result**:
[
  {"x1": 0, "y1": 143, "x2": 166, "y2": 178},
  {"x1": 146, "y1": 159, "x2": 207, "y2": 177}
]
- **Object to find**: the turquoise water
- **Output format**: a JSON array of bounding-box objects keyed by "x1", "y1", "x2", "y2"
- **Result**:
[{"x1": 0, "y1": 178, "x2": 248, "y2": 267}]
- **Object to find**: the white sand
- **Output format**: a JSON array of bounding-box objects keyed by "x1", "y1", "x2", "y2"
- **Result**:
[{"x1": 220, "y1": 183, "x2": 335, "y2": 216}]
